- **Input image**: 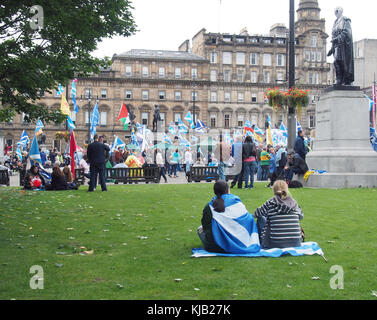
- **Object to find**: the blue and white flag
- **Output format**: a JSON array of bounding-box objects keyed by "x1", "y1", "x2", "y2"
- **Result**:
[
  {"x1": 169, "y1": 121, "x2": 177, "y2": 135},
  {"x1": 34, "y1": 119, "x2": 44, "y2": 136},
  {"x1": 178, "y1": 134, "x2": 190, "y2": 147},
  {"x1": 296, "y1": 120, "x2": 302, "y2": 137},
  {"x1": 18, "y1": 130, "x2": 30, "y2": 148},
  {"x1": 370, "y1": 127, "x2": 377, "y2": 152},
  {"x1": 178, "y1": 119, "x2": 189, "y2": 134},
  {"x1": 111, "y1": 136, "x2": 126, "y2": 152},
  {"x1": 192, "y1": 242, "x2": 324, "y2": 259},
  {"x1": 71, "y1": 79, "x2": 79, "y2": 112},
  {"x1": 136, "y1": 122, "x2": 143, "y2": 131},
  {"x1": 254, "y1": 126, "x2": 264, "y2": 136},
  {"x1": 280, "y1": 123, "x2": 288, "y2": 138},
  {"x1": 16, "y1": 147, "x2": 23, "y2": 162},
  {"x1": 191, "y1": 135, "x2": 199, "y2": 143},
  {"x1": 67, "y1": 115, "x2": 76, "y2": 131},
  {"x1": 131, "y1": 129, "x2": 139, "y2": 147},
  {"x1": 57, "y1": 84, "x2": 64, "y2": 96},
  {"x1": 195, "y1": 120, "x2": 206, "y2": 134},
  {"x1": 90, "y1": 102, "x2": 100, "y2": 140},
  {"x1": 209, "y1": 194, "x2": 260, "y2": 254},
  {"x1": 37, "y1": 163, "x2": 52, "y2": 185},
  {"x1": 29, "y1": 135, "x2": 41, "y2": 164},
  {"x1": 163, "y1": 133, "x2": 173, "y2": 145},
  {"x1": 184, "y1": 111, "x2": 193, "y2": 124}
]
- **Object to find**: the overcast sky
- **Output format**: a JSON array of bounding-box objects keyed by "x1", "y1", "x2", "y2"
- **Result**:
[{"x1": 93, "y1": 0, "x2": 377, "y2": 58}]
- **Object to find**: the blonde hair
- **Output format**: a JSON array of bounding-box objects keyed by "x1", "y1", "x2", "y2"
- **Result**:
[{"x1": 273, "y1": 180, "x2": 290, "y2": 200}]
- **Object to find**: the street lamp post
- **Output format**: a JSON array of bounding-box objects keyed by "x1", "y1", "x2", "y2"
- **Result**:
[
  {"x1": 287, "y1": 0, "x2": 296, "y2": 151},
  {"x1": 192, "y1": 80, "x2": 197, "y2": 125},
  {"x1": 80, "y1": 90, "x2": 98, "y2": 144}
]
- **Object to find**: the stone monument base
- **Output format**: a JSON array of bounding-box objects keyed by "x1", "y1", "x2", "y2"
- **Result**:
[{"x1": 305, "y1": 87, "x2": 377, "y2": 189}]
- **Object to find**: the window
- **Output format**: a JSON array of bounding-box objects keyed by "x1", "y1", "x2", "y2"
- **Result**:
[
  {"x1": 250, "y1": 53, "x2": 259, "y2": 66},
  {"x1": 192, "y1": 68, "x2": 198, "y2": 79},
  {"x1": 70, "y1": 111, "x2": 76, "y2": 124},
  {"x1": 238, "y1": 92, "x2": 244, "y2": 102},
  {"x1": 315, "y1": 73, "x2": 319, "y2": 84},
  {"x1": 224, "y1": 92, "x2": 231, "y2": 103},
  {"x1": 311, "y1": 52, "x2": 316, "y2": 62},
  {"x1": 309, "y1": 73, "x2": 313, "y2": 84},
  {"x1": 277, "y1": 72, "x2": 284, "y2": 81},
  {"x1": 85, "y1": 111, "x2": 89, "y2": 124},
  {"x1": 263, "y1": 54, "x2": 272, "y2": 66},
  {"x1": 39, "y1": 89, "x2": 45, "y2": 97},
  {"x1": 210, "y1": 91, "x2": 217, "y2": 102},
  {"x1": 85, "y1": 88, "x2": 92, "y2": 99},
  {"x1": 175, "y1": 91, "x2": 182, "y2": 101},
  {"x1": 263, "y1": 38, "x2": 272, "y2": 44},
  {"x1": 251, "y1": 115, "x2": 258, "y2": 125},
  {"x1": 210, "y1": 70, "x2": 217, "y2": 82},
  {"x1": 142, "y1": 66, "x2": 149, "y2": 77},
  {"x1": 125, "y1": 90, "x2": 132, "y2": 99},
  {"x1": 237, "y1": 70, "x2": 244, "y2": 82},
  {"x1": 251, "y1": 71, "x2": 257, "y2": 83},
  {"x1": 142, "y1": 113, "x2": 148, "y2": 126},
  {"x1": 224, "y1": 70, "x2": 231, "y2": 82},
  {"x1": 142, "y1": 90, "x2": 149, "y2": 100},
  {"x1": 174, "y1": 113, "x2": 182, "y2": 125},
  {"x1": 317, "y1": 52, "x2": 322, "y2": 62},
  {"x1": 100, "y1": 111, "x2": 107, "y2": 126},
  {"x1": 238, "y1": 115, "x2": 244, "y2": 127},
  {"x1": 305, "y1": 51, "x2": 310, "y2": 61},
  {"x1": 159, "y1": 67, "x2": 165, "y2": 78},
  {"x1": 224, "y1": 114, "x2": 230, "y2": 129},
  {"x1": 311, "y1": 35, "x2": 317, "y2": 47},
  {"x1": 223, "y1": 52, "x2": 232, "y2": 65},
  {"x1": 236, "y1": 52, "x2": 246, "y2": 65},
  {"x1": 309, "y1": 114, "x2": 316, "y2": 128},
  {"x1": 210, "y1": 52, "x2": 218, "y2": 64},
  {"x1": 175, "y1": 68, "x2": 181, "y2": 79},
  {"x1": 160, "y1": 113, "x2": 165, "y2": 127},
  {"x1": 295, "y1": 55, "x2": 299, "y2": 67},
  {"x1": 264, "y1": 71, "x2": 270, "y2": 83},
  {"x1": 125, "y1": 65, "x2": 132, "y2": 77},
  {"x1": 101, "y1": 89, "x2": 107, "y2": 99},
  {"x1": 159, "y1": 91, "x2": 165, "y2": 100},
  {"x1": 22, "y1": 113, "x2": 29, "y2": 124},
  {"x1": 276, "y1": 54, "x2": 285, "y2": 67},
  {"x1": 210, "y1": 115, "x2": 216, "y2": 128},
  {"x1": 250, "y1": 37, "x2": 258, "y2": 43},
  {"x1": 251, "y1": 94, "x2": 257, "y2": 103}
]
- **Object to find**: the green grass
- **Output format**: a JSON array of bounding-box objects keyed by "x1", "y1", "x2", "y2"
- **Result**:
[{"x1": 0, "y1": 183, "x2": 377, "y2": 300}]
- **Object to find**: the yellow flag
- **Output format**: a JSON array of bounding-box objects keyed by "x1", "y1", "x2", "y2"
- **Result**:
[{"x1": 60, "y1": 95, "x2": 70, "y2": 116}]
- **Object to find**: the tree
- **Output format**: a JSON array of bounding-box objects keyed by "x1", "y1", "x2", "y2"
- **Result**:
[{"x1": 0, "y1": 0, "x2": 137, "y2": 123}]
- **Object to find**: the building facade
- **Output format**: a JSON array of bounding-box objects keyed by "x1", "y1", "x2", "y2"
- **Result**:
[{"x1": 1, "y1": 0, "x2": 330, "y2": 150}]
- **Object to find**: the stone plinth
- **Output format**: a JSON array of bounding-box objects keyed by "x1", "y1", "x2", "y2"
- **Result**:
[{"x1": 306, "y1": 87, "x2": 377, "y2": 188}]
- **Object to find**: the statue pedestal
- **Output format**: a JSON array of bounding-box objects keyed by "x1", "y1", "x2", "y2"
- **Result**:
[{"x1": 305, "y1": 87, "x2": 377, "y2": 188}]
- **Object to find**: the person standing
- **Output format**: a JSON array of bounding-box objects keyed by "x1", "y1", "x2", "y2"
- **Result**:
[
  {"x1": 214, "y1": 135, "x2": 231, "y2": 182},
  {"x1": 155, "y1": 149, "x2": 167, "y2": 183},
  {"x1": 87, "y1": 134, "x2": 110, "y2": 192},
  {"x1": 242, "y1": 136, "x2": 257, "y2": 190},
  {"x1": 230, "y1": 136, "x2": 244, "y2": 189},
  {"x1": 184, "y1": 148, "x2": 193, "y2": 176},
  {"x1": 260, "y1": 147, "x2": 271, "y2": 181},
  {"x1": 294, "y1": 130, "x2": 307, "y2": 161}
]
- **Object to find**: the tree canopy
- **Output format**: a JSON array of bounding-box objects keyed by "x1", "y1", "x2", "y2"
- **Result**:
[{"x1": 0, "y1": 0, "x2": 137, "y2": 123}]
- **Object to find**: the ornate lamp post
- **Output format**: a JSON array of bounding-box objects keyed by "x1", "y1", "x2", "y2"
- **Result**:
[
  {"x1": 287, "y1": 0, "x2": 296, "y2": 151},
  {"x1": 80, "y1": 90, "x2": 98, "y2": 144}
]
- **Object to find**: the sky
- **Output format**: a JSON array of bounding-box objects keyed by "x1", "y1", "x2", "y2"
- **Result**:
[{"x1": 93, "y1": 0, "x2": 377, "y2": 59}]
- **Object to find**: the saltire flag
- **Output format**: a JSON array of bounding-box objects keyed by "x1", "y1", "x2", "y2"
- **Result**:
[
  {"x1": 90, "y1": 102, "x2": 100, "y2": 140},
  {"x1": 206, "y1": 194, "x2": 260, "y2": 254},
  {"x1": 244, "y1": 120, "x2": 254, "y2": 135},
  {"x1": 57, "y1": 84, "x2": 64, "y2": 96},
  {"x1": 116, "y1": 103, "x2": 130, "y2": 130},
  {"x1": 111, "y1": 136, "x2": 126, "y2": 152},
  {"x1": 254, "y1": 126, "x2": 264, "y2": 136},
  {"x1": 34, "y1": 119, "x2": 44, "y2": 136},
  {"x1": 69, "y1": 131, "x2": 77, "y2": 180},
  {"x1": 18, "y1": 130, "x2": 30, "y2": 148},
  {"x1": 37, "y1": 164, "x2": 52, "y2": 185},
  {"x1": 370, "y1": 127, "x2": 377, "y2": 152},
  {"x1": 71, "y1": 79, "x2": 79, "y2": 113},
  {"x1": 178, "y1": 134, "x2": 190, "y2": 147},
  {"x1": 266, "y1": 115, "x2": 273, "y2": 146},
  {"x1": 60, "y1": 94, "x2": 71, "y2": 116},
  {"x1": 163, "y1": 133, "x2": 172, "y2": 144},
  {"x1": 131, "y1": 129, "x2": 139, "y2": 147},
  {"x1": 280, "y1": 123, "x2": 288, "y2": 138},
  {"x1": 178, "y1": 119, "x2": 189, "y2": 134},
  {"x1": 184, "y1": 111, "x2": 193, "y2": 125},
  {"x1": 29, "y1": 135, "x2": 41, "y2": 164},
  {"x1": 296, "y1": 120, "x2": 302, "y2": 137},
  {"x1": 16, "y1": 147, "x2": 23, "y2": 162},
  {"x1": 67, "y1": 115, "x2": 76, "y2": 131},
  {"x1": 195, "y1": 120, "x2": 206, "y2": 134},
  {"x1": 169, "y1": 121, "x2": 177, "y2": 135}
]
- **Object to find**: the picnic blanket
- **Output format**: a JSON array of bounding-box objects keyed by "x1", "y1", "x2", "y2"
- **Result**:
[{"x1": 192, "y1": 242, "x2": 324, "y2": 258}]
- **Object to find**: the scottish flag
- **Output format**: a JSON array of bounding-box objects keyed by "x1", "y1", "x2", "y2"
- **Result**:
[
  {"x1": 370, "y1": 127, "x2": 377, "y2": 152},
  {"x1": 195, "y1": 120, "x2": 206, "y2": 134},
  {"x1": 209, "y1": 194, "x2": 260, "y2": 254},
  {"x1": 29, "y1": 135, "x2": 41, "y2": 164},
  {"x1": 57, "y1": 84, "x2": 64, "y2": 96},
  {"x1": 296, "y1": 120, "x2": 302, "y2": 137},
  {"x1": 178, "y1": 119, "x2": 189, "y2": 134},
  {"x1": 18, "y1": 130, "x2": 30, "y2": 148},
  {"x1": 71, "y1": 79, "x2": 79, "y2": 112},
  {"x1": 178, "y1": 134, "x2": 190, "y2": 147},
  {"x1": 34, "y1": 119, "x2": 44, "y2": 135},
  {"x1": 37, "y1": 164, "x2": 52, "y2": 185},
  {"x1": 90, "y1": 102, "x2": 99, "y2": 140},
  {"x1": 67, "y1": 115, "x2": 76, "y2": 131},
  {"x1": 16, "y1": 147, "x2": 23, "y2": 162},
  {"x1": 184, "y1": 111, "x2": 193, "y2": 124},
  {"x1": 111, "y1": 136, "x2": 126, "y2": 152},
  {"x1": 163, "y1": 133, "x2": 172, "y2": 145},
  {"x1": 169, "y1": 121, "x2": 177, "y2": 135}
]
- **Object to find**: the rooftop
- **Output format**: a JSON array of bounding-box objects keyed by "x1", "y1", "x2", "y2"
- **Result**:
[{"x1": 114, "y1": 49, "x2": 206, "y2": 62}]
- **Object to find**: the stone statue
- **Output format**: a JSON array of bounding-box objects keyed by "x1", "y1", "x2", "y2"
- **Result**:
[
  {"x1": 327, "y1": 7, "x2": 354, "y2": 86},
  {"x1": 152, "y1": 104, "x2": 161, "y2": 132},
  {"x1": 38, "y1": 133, "x2": 46, "y2": 145}
]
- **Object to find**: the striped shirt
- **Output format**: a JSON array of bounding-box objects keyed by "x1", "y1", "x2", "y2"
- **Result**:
[{"x1": 254, "y1": 196, "x2": 303, "y2": 249}]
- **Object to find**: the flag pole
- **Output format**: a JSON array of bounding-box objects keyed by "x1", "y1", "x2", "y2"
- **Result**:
[{"x1": 373, "y1": 72, "x2": 376, "y2": 129}]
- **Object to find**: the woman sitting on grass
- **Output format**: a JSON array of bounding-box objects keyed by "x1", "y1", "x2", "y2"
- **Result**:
[
  {"x1": 51, "y1": 164, "x2": 68, "y2": 191},
  {"x1": 63, "y1": 166, "x2": 78, "y2": 190},
  {"x1": 24, "y1": 165, "x2": 45, "y2": 190},
  {"x1": 198, "y1": 181, "x2": 260, "y2": 254},
  {"x1": 254, "y1": 180, "x2": 304, "y2": 249}
]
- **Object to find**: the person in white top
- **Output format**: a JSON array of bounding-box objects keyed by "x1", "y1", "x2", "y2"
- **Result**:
[
  {"x1": 184, "y1": 148, "x2": 193, "y2": 174},
  {"x1": 79, "y1": 155, "x2": 90, "y2": 181},
  {"x1": 155, "y1": 149, "x2": 167, "y2": 183}
]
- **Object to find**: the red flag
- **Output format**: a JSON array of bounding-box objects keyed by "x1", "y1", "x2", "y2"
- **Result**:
[
  {"x1": 70, "y1": 131, "x2": 77, "y2": 180},
  {"x1": 116, "y1": 103, "x2": 129, "y2": 121}
]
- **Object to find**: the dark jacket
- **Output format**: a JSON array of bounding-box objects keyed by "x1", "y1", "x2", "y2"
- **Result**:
[
  {"x1": 294, "y1": 136, "x2": 307, "y2": 160},
  {"x1": 242, "y1": 142, "x2": 257, "y2": 161},
  {"x1": 289, "y1": 155, "x2": 309, "y2": 174},
  {"x1": 51, "y1": 174, "x2": 68, "y2": 191},
  {"x1": 87, "y1": 141, "x2": 110, "y2": 165},
  {"x1": 201, "y1": 204, "x2": 226, "y2": 253}
]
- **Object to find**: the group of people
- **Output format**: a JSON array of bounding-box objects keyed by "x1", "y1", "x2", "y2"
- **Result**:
[{"x1": 198, "y1": 179, "x2": 304, "y2": 253}]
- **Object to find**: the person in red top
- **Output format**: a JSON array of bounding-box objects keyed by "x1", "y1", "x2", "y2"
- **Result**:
[{"x1": 242, "y1": 136, "x2": 257, "y2": 190}]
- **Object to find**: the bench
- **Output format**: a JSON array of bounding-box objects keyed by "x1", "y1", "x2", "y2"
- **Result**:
[
  {"x1": 106, "y1": 167, "x2": 160, "y2": 184},
  {"x1": 187, "y1": 166, "x2": 234, "y2": 183},
  {"x1": 0, "y1": 169, "x2": 10, "y2": 186},
  {"x1": 74, "y1": 168, "x2": 86, "y2": 186}
]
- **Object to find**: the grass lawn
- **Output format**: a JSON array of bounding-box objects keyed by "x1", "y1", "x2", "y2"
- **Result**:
[{"x1": 0, "y1": 183, "x2": 377, "y2": 300}]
